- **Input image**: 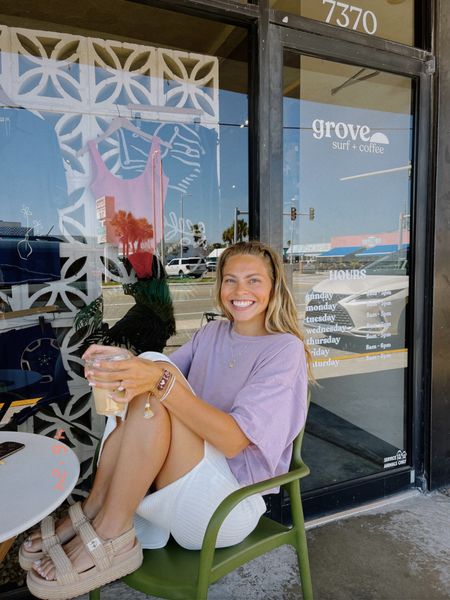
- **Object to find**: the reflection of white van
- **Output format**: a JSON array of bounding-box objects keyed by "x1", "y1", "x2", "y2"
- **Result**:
[
  {"x1": 206, "y1": 248, "x2": 225, "y2": 271},
  {"x1": 304, "y1": 251, "x2": 408, "y2": 343},
  {"x1": 165, "y1": 257, "x2": 207, "y2": 278}
]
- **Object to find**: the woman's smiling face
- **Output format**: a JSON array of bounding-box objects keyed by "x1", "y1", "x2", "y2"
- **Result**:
[{"x1": 220, "y1": 254, "x2": 273, "y2": 336}]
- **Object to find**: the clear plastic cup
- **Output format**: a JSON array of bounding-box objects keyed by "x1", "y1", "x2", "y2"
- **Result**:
[{"x1": 84, "y1": 350, "x2": 129, "y2": 416}]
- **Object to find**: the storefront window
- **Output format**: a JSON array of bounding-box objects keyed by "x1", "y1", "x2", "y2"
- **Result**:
[
  {"x1": 0, "y1": 1, "x2": 249, "y2": 457},
  {"x1": 271, "y1": 0, "x2": 415, "y2": 46},
  {"x1": 283, "y1": 52, "x2": 413, "y2": 490}
]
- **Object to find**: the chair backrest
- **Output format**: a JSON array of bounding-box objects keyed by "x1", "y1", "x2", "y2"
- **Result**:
[
  {"x1": 289, "y1": 389, "x2": 310, "y2": 471},
  {"x1": 289, "y1": 425, "x2": 306, "y2": 471}
]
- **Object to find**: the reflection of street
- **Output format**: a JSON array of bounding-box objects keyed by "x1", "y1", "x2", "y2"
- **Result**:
[
  {"x1": 102, "y1": 281, "x2": 217, "y2": 350},
  {"x1": 102, "y1": 274, "x2": 408, "y2": 372},
  {"x1": 101, "y1": 274, "x2": 321, "y2": 338}
]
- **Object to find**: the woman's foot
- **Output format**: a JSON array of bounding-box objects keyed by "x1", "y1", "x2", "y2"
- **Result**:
[
  {"x1": 32, "y1": 527, "x2": 134, "y2": 581},
  {"x1": 26, "y1": 523, "x2": 142, "y2": 600},
  {"x1": 24, "y1": 515, "x2": 74, "y2": 555},
  {"x1": 24, "y1": 501, "x2": 96, "y2": 555}
]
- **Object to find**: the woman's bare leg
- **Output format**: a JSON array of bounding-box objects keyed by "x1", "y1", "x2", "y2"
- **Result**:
[
  {"x1": 25, "y1": 418, "x2": 126, "y2": 552},
  {"x1": 83, "y1": 418, "x2": 126, "y2": 514},
  {"x1": 35, "y1": 363, "x2": 205, "y2": 579}
]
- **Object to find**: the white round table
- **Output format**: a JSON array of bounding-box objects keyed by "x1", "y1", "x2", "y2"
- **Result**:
[{"x1": 0, "y1": 431, "x2": 80, "y2": 555}]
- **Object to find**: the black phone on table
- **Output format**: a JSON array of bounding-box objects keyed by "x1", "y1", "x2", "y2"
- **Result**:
[{"x1": 0, "y1": 441, "x2": 25, "y2": 460}]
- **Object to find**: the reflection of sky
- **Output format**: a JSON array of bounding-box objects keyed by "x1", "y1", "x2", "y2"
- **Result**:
[
  {"x1": 0, "y1": 84, "x2": 249, "y2": 248},
  {"x1": 0, "y1": 91, "x2": 413, "y2": 250},
  {"x1": 108, "y1": 87, "x2": 249, "y2": 246},
  {"x1": 218, "y1": 89, "x2": 249, "y2": 240},
  {"x1": 0, "y1": 107, "x2": 69, "y2": 236},
  {"x1": 283, "y1": 99, "x2": 413, "y2": 246},
  {"x1": 150, "y1": 88, "x2": 249, "y2": 245},
  {"x1": 90, "y1": 88, "x2": 249, "y2": 247}
]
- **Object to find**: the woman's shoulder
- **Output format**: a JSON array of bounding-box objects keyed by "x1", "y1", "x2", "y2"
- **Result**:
[
  {"x1": 253, "y1": 333, "x2": 306, "y2": 372},
  {"x1": 192, "y1": 318, "x2": 230, "y2": 346},
  {"x1": 265, "y1": 331, "x2": 305, "y2": 353},
  {"x1": 199, "y1": 318, "x2": 230, "y2": 336}
]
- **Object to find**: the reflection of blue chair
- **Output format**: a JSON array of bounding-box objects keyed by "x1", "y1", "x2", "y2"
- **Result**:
[
  {"x1": 0, "y1": 369, "x2": 42, "y2": 423},
  {"x1": 90, "y1": 420, "x2": 313, "y2": 600}
]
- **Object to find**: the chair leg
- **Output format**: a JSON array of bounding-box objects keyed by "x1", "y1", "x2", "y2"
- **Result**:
[
  {"x1": 294, "y1": 527, "x2": 313, "y2": 600},
  {"x1": 195, "y1": 569, "x2": 210, "y2": 600},
  {"x1": 89, "y1": 588, "x2": 101, "y2": 600},
  {"x1": 195, "y1": 585, "x2": 208, "y2": 600}
]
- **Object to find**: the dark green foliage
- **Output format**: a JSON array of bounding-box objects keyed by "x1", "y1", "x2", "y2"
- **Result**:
[
  {"x1": 75, "y1": 278, "x2": 176, "y2": 356},
  {"x1": 73, "y1": 296, "x2": 104, "y2": 335}
]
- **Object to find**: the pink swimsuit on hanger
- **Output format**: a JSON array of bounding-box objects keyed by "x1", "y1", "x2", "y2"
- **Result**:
[{"x1": 88, "y1": 137, "x2": 168, "y2": 247}]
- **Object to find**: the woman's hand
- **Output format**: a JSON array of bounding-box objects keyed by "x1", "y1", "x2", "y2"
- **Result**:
[{"x1": 82, "y1": 344, "x2": 163, "y2": 404}]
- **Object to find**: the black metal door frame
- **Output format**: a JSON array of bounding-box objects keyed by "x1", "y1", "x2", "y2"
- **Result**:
[{"x1": 261, "y1": 12, "x2": 434, "y2": 517}]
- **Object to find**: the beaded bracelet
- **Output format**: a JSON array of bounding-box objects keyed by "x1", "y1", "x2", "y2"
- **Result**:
[
  {"x1": 156, "y1": 369, "x2": 172, "y2": 394},
  {"x1": 159, "y1": 375, "x2": 176, "y2": 403},
  {"x1": 144, "y1": 368, "x2": 175, "y2": 419}
]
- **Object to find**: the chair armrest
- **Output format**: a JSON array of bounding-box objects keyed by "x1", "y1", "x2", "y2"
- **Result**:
[{"x1": 200, "y1": 463, "x2": 310, "y2": 555}]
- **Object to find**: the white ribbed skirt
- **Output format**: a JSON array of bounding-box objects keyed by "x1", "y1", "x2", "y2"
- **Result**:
[{"x1": 97, "y1": 351, "x2": 267, "y2": 551}]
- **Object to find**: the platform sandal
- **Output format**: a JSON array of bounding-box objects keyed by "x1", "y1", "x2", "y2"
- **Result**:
[{"x1": 26, "y1": 520, "x2": 142, "y2": 600}]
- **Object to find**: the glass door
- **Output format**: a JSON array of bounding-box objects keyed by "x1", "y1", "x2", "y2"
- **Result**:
[{"x1": 282, "y1": 52, "x2": 414, "y2": 493}]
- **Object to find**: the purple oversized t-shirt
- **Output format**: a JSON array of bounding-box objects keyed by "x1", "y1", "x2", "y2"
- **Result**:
[{"x1": 170, "y1": 320, "x2": 308, "y2": 489}]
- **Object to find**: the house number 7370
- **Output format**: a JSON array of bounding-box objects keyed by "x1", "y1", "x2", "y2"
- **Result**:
[{"x1": 323, "y1": 1, "x2": 378, "y2": 36}]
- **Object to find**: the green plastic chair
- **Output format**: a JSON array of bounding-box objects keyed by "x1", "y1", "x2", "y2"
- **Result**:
[{"x1": 89, "y1": 422, "x2": 313, "y2": 600}]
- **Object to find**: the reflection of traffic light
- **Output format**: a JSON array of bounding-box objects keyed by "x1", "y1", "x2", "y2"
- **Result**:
[
  {"x1": 290, "y1": 207, "x2": 297, "y2": 221},
  {"x1": 309, "y1": 207, "x2": 315, "y2": 221}
]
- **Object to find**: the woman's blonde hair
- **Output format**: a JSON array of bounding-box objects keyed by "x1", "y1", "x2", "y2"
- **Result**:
[{"x1": 214, "y1": 241, "x2": 314, "y2": 380}]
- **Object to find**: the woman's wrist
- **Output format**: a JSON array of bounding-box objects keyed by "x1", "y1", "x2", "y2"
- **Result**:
[{"x1": 143, "y1": 367, "x2": 176, "y2": 418}]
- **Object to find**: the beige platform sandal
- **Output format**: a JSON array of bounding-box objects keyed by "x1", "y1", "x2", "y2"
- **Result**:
[
  {"x1": 26, "y1": 520, "x2": 143, "y2": 600},
  {"x1": 19, "y1": 501, "x2": 89, "y2": 571}
]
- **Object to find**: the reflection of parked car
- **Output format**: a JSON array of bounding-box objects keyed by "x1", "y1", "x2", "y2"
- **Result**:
[
  {"x1": 304, "y1": 251, "x2": 408, "y2": 345},
  {"x1": 165, "y1": 257, "x2": 207, "y2": 278},
  {"x1": 206, "y1": 257, "x2": 218, "y2": 271}
]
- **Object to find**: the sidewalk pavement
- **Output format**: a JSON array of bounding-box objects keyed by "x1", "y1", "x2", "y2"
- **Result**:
[{"x1": 79, "y1": 488, "x2": 450, "y2": 600}]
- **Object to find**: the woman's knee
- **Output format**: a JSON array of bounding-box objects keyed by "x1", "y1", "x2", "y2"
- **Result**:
[
  {"x1": 126, "y1": 389, "x2": 171, "y2": 425},
  {"x1": 139, "y1": 351, "x2": 167, "y2": 362}
]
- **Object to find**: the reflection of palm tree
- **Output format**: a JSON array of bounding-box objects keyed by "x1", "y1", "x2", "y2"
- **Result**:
[
  {"x1": 135, "y1": 218, "x2": 154, "y2": 252},
  {"x1": 222, "y1": 219, "x2": 248, "y2": 244},
  {"x1": 111, "y1": 210, "x2": 132, "y2": 256},
  {"x1": 111, "y1": 210, "x2": 154, "y2": 256}
]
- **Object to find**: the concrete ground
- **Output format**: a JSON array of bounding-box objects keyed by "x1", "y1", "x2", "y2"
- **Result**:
[{"x1": 76, "y1": 489, "x2": 450, "y2": 600}]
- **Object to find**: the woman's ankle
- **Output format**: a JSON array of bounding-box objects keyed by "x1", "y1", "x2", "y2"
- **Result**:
[
  {"x1": 92, "y1": 514, "x2": 134, "y2": 540},
  {"x1": 81, "y1": 498, "x2": 102, "y2": 521}
]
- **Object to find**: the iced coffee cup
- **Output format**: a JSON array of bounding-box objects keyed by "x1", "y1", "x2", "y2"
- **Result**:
[{"x1": 85, "y1": 350, "x2": 129, "y2": 416}]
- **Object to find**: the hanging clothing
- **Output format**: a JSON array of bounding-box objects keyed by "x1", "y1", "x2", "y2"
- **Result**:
[
  {"x1": 115, "y1": 123, "x2": 219, "y2": 238},
  {"x1": 116, "y1": 123, "x2": 218, "y2": 195},
  {"x1": 88, "y1": 137, "x2": 168, "y2": 248},
  {"x1": 0, "y1": 107, "x2": 69, "y2": 236}
]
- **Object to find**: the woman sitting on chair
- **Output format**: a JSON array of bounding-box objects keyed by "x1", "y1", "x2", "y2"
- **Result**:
[{"x1": 23, "y1": 241, "x2": 312, "y2": 600}]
